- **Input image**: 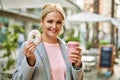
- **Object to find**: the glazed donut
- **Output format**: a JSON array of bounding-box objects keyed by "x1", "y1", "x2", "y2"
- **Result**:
[{"x1": 28, "y1": 30, "x2": 41, "y2": 45}]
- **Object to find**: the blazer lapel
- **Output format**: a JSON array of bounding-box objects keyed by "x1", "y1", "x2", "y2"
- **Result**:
[
  {"x1": 36, "y1": 42, "x2": 51, "y2": 80},
  {"x1": 59, "y1": 40, "x2": 71, "y2": 80}
]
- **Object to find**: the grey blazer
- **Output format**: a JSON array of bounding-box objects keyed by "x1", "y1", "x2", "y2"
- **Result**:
[{"x1": 12, "y1": 39, "x2": 83, "y2": 80}]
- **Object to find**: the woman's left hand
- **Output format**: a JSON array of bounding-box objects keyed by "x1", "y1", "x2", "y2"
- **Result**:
[{"x1": 69, "y1": 47, "x2": 82, "y2": 68}]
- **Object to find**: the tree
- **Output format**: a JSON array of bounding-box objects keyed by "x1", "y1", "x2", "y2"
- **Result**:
[{"x1": 2, "y1": 24, "x2": 24, "y2": 71}]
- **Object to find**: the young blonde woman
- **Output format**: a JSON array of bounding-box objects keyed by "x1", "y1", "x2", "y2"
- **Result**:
[{"x1": 12, "y1": 3, "x2": 83, "y2": 80}]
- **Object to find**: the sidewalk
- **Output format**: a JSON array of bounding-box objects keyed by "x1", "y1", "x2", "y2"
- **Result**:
[{"x1": 83, "y1": 57, "x2": 120, "y2": 80}]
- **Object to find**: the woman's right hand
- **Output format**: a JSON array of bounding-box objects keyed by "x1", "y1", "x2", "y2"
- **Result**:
[{"x1": 24, "y1": 41, "x2": 36, "y2": 67}]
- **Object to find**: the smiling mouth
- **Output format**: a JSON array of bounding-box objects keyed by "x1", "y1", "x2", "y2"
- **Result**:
[{"x1": 50, "y1": 29, "x2": 58, "y2": 33}]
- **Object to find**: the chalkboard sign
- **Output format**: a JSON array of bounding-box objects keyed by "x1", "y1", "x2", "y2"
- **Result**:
[{"x1": 98, "y1": 45, "x2": 114, "y2": 69}]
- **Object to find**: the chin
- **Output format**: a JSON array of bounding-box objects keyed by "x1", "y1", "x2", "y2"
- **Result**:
[{"x1": 49, "y1": 34, "x2": 58, "y2": 38}]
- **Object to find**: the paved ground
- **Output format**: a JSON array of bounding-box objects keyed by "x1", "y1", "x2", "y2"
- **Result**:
[{"x1": 83, "y1": 57, "x2": 120, "y2": 80}]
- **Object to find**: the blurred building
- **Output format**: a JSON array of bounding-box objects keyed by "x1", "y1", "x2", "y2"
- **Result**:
[{"x1": 0, "y1": 0, "x2": 81, "y2": 40}]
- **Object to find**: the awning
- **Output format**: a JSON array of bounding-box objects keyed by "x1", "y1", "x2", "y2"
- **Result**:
[
  {"x1": 67, "y1": 12, "x2": 111, "y2": 23},
  {"x1": 111, "y1": 18, "x2": 120, "y2": 30}
]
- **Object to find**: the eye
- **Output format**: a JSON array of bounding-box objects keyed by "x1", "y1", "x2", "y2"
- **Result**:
[
  {"x1": 47, "y1": 20, "x2": 53, "y2": 23},
  {"x1": 57, "y1": 21, "x2": 62, "y2": 24}
]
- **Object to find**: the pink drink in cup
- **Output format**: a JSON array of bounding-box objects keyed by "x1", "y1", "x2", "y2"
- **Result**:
[{"x1": 68, "y1": 41, "x2": 80, "y2": 62}]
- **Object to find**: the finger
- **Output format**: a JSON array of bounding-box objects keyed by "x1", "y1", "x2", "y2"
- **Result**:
[
  {"x1": 25, "y1": 42, "x2": 36, "y2": 52},
  {"x1": 24, "y1": 42, "x2": 35, "y2": 56},
  {"x1": 28, "y1": 45, "x2": 36, "y2": 53},
  {"x1": 70, "y1": 55, "x2": 81, "y2": 61},
  {"x1": 76, "y1": 47, "x2": 82, "y2": 53},
  {"x1": 26, "y1": 41, "x2": 35, "y2": 49},
  {"x1": 25, "y1": 45, "x2": 35, "y2": 57},
  {"x1": 71, "y1": 57, "x2": 82, "y2": 64},
  {"x1": 70, "y1": 53, "x2": 80, "y2": 59},
  {"x1": 69, "y1": 53, "x2": 81, "y2": 63},
  {"x1": 69, "y1": 52, "x2": 82, "y2": 61},
  {"x1": 70, "y1": 57, "x2": 80, "y2": 63},
  {"x1": 70, "y1": 51, "x2": 81, "y2": 57}
]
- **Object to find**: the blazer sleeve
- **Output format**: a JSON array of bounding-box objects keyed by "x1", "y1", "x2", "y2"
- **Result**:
[
  {"x1": 12, "y1": 42, "x2": 36, "y2": 80},
  {"x1": 71, "y1": 65, "x2": 84, "y2": 80}
]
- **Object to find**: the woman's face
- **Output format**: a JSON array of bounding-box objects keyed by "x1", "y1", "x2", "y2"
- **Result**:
[{"x1": 41, "y1": 11, "x2": 64, "y2": 38}]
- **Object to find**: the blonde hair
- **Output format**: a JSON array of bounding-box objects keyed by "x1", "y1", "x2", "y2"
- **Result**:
[{"x1": 40, "y1": 3, "x2": 65, "y2": 20}]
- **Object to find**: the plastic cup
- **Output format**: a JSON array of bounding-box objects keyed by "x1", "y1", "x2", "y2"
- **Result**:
[{"x1": 68, "y1": 41, "x2": 80, "y2": 62}]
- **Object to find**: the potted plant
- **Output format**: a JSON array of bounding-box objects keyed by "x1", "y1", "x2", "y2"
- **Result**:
[
  {"x1": 99, "y1": 40, "x2": 109, "y2": 45},
  {"x1": 86, "y1": 41, "x2": 92, "y2": 50}
]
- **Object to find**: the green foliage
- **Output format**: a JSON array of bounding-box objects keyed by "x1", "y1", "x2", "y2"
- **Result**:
[
  {"x1": 99, "y1": 40, "x2": 109, "y2": 45},
  {"x1": 58, "y1": 32, "x2": 64, "y2": 39},
  {"x1": 86, "y1": 41, "x2": 92, "y2": 50},
  {"x1": 65, "y1": 36, "x2": 80, "y2": 43},
  {"x1": 2, "y1": 24, "x2": 24, "y2": 71}
]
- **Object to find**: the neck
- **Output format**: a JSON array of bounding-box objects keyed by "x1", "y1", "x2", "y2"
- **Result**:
[{"x1": 41, "y1": 34, "x2": 58, "y2": 44}]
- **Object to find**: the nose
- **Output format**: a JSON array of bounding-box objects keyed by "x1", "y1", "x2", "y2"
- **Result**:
[{"x1": 52, "y1": 23, "x2": 57, "y2": 28}]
